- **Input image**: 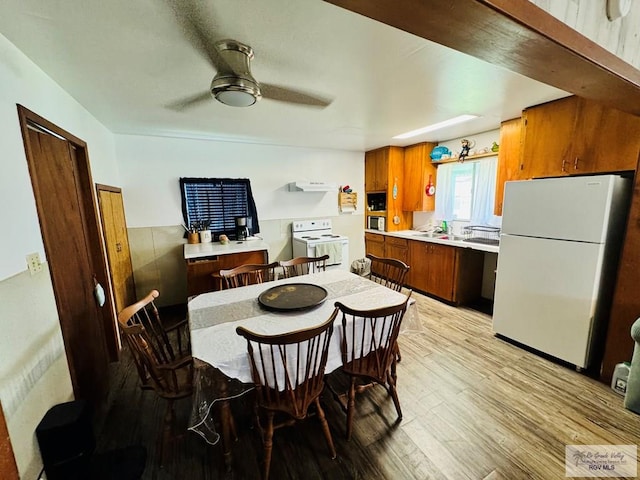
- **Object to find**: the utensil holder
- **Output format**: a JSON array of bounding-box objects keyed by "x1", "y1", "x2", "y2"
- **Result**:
[
  {"x1": 199, "y1": 230, "x2": 212, "y2": 243},
  {"x1": 187, "y1": 232, "x2": 200, "y2": 244}
]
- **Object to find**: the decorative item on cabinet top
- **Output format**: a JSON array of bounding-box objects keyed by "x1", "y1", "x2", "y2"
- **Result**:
[{"x1": 429, "y1": 145, "x2": 451, "y2": 161}]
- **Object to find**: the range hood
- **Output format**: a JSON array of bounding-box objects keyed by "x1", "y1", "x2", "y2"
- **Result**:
[{"x1": 288, "y1": 181, "x2": 337, "y2": 192}]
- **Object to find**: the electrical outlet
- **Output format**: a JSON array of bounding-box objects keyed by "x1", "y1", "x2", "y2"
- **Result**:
[{"x1": 26, "y1": 252, "x2": 43, "y2": 275}]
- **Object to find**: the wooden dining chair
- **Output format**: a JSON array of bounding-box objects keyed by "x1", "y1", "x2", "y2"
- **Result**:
[
  {"x1": 279, "y1": 254, "x2": 330, "y2": 278},
  {"x1": 366, "y1": 254, "x2": 410, "y2": 292},
  {"x1": 219, "y1": 262, "x2": 279, "y2": 289},
  {"x1": 366, "y1": 254, "x2": 410, "y2": 362},
  {"x1": 332, "y1": 293, "x2": 412, "y2": 440},
  {"x1": 117, "y1": 290, "x2": 193, "y2": 466},
  {"x1": 236, "y1": 309, "x2": 339, "y2": 480}
]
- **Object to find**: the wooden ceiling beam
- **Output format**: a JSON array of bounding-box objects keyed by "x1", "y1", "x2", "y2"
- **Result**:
[{"x1": 323, "y1": 0, "x2": 640, "y2": 115}]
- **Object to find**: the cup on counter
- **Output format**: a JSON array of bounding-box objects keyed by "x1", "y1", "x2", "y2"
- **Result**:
[{"x1": 187, "y1": 232, "x2": 200, "y2": 244}]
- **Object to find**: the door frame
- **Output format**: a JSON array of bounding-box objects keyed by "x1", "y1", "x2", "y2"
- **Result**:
[{"x1": 16, "y1": 105, "x2": 119, "y2": 371}]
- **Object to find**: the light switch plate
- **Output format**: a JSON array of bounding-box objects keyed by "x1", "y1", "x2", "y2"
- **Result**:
[{"x1": 26, "y1": 252, "x2": 43, "y2": 275}]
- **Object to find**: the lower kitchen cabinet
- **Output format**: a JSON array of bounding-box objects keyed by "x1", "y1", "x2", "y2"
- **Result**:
[
  {"x1": 408, "y1": 240, "x2": 484, "y2": 305},
  {"x1": 186, "y1": 249, "x2": 268, "y2": 295},
  {"x1": 384, "y1": 236, "x2": 409, "y2": 264},
  {"x1": 365, "y1": 232, "x2": 385, "y2": 257}
]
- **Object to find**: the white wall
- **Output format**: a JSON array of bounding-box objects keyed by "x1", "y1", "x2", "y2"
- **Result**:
[
  {"x1": 0, "y1": 33, "x2": 120, "y2": 478},
  {"x1": 114, "y1": 134, "x2": 364, "y2": 226},
  {"x1": 114, "y1": 134, "x2": 366, "y2": 305}
]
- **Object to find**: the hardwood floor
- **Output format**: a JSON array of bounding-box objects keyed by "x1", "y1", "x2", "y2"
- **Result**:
[{"x1": 95, "y1": 293, "x2": 640, "y2": 479}]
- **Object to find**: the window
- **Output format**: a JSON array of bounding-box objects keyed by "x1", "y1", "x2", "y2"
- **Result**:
[
  {"x1": 180, "y1": 177, "x2": 260, "y2": 239},
  {"x1": 435, "y1": 157, "x2": 497, "y2": 225},
  {"x1": 450, "y1": 162, "x2": 474, "y2": 221}
]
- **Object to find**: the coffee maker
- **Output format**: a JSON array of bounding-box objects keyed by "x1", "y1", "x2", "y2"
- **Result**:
[{"x1": 235, "y1": 216, "x2": 250, "y2": 241}]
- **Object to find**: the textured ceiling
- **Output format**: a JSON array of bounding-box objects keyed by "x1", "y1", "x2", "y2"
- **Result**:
[{"x1": 0, "y1": 0, "x2": 569, "y2": 151}]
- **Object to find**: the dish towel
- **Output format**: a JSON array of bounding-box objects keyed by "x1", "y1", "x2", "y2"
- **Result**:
[{"x1": 315, "y1": 241, "x2": 343, "y2": 266}]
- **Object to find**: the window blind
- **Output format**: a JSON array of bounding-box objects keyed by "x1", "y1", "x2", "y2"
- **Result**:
[{"x1": 180, "y1": 177, "x2": 260, "y2": 238}]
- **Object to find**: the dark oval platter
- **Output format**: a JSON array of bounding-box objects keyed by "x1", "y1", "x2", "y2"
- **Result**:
[{"x1": 258, "y1": 283, "x2": 328, "y2": 312}]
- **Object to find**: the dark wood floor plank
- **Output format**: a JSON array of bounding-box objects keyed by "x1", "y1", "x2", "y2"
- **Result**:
[{"x1": 94, "y1": 293, "x2": 640, "y2": 479}]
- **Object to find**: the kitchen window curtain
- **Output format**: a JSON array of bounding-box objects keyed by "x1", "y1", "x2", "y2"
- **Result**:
[
  {"x1": 470, "y1": 157, "x2": 497, "y2": 225},
  {"x1": 180, "y1": 177, "x2": 260, "y2": 238},
  {"x1": 435, "y1": 162, "x2": 455, "y2": 221},
  {"x1": 435, "y1": 157, "x2": 497, "y2": 224}
]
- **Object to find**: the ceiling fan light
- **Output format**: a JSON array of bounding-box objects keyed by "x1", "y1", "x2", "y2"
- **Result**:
[
  {"x1": 215, "y1": 89, "x2": 257, "y2": 107},
  {"x1": 211, "y1": 76, "x2": 261, "y2": 107}
]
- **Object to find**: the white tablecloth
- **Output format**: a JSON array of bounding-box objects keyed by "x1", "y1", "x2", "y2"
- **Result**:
[
  {"x1": 189, "y1": 269, "x2": 418, "y2": 383},
  {"x1": 187, "y1": 269, "x2": 419, "y2": 444}
]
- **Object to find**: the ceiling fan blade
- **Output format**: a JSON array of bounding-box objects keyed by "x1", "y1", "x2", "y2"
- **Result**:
[
  {"x1": 165, "y1": 91, "x2": 212, "y2": 111},
  {"x1": 166, "y1": 0, "x2": 230, "y2": 73},
  {"x1": 260, "y1": 83, "x2": 332, "y2": 108}
]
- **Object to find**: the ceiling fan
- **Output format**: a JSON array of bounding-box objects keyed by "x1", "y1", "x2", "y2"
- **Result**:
[{"x1": 167, "y1": 3, "x2": 332, "y2": 110}]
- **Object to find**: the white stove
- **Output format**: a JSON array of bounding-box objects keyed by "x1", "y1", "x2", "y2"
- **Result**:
[{"x1": 291, "y1": 219, "x2": 349, "y2": 270}]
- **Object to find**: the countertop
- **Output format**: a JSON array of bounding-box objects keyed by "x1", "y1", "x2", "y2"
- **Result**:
[
  {"x1": 365, "y1": 229, "x2": 500, "y2": 254},
  {"x1": 184, "y1": 239, "x2": 269, "y2": 260}
]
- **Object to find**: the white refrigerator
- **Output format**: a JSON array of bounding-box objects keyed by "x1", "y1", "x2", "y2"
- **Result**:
[{"x1": 492, "y1": 174, "x2": 631, "y2": 369}]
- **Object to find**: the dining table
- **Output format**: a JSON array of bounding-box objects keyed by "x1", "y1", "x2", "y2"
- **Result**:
[{"x1": 186, "y1": 268, "x2": 420, "y2": 468}]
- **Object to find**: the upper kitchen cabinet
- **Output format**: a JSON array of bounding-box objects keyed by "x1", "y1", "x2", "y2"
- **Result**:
[
  {"x1": 494, "y1": 118, "x2": 523, "y2": 216},
  {"x1": 365, "y1": 146, "x2": 411, "y2": 231},
  {"x1": 365, "y1": 146, "x2": 404, "y2": 192},
  {"x1": 521, "y1": 96, "x2": 640, "y2": 179},
  {"x1": 403, "y1": 142, "x2": 438, "y2": 212}
]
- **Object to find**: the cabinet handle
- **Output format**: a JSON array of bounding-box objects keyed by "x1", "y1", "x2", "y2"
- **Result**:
[
  {"x1": 574, "y1": 157, "x2": 579, "y2": 170},
  {"x1": 561, "y1": 159, "x2": 567, "y2": 172}
]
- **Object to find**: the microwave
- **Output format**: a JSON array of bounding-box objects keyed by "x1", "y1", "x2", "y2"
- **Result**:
[{"x1": 367, "y1": 216, "x2": 385, "y2": 231}]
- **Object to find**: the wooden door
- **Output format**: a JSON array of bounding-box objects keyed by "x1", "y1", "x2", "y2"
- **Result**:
[
  {"x1": 97, "y1": 185, "x2": 136, "y2": 331},
  {"x1": 521, "y1": 96, "x2": 579, "y2": 179},
  {"x1": 602, "y1": 159, "x2": 640, "y2": 382},
  {"x1": 427, "y1": 243, "x2": 456, "y2": 301},
  {"x1": 494, "y1": 117, "x2": 523, "y2": 215},
  {"x1": 0, "y1": 402, "x2": 18, "y2": 480},
  {"x1": 19, "y1": 107, "x2": 111, "y2": 407}
]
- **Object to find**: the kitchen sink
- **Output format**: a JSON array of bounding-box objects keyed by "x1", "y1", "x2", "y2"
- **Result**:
[
  {"x1": 414, "y1": 233, "x2": 466, "y2": 241},
  {"x1": 463, "y1": 237, "x2": 500, "y2": 246}
]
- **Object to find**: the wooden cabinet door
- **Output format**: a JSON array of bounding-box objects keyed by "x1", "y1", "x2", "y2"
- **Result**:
[
  {"x1": 427, "y1": 243, "x2": 456, "y2": 301},
  {"x1": 408, "y1": 240, "x2": 430, "y2": 292},
  {"x1": 385, "y1": 237, "x2": 409, "y2": 264},
  {"x1": 521, "y1": 96, "x2": 579, "y2": 179},
  {"x1": 494, "y1": 118, "x2": 523, "y2": 215},
  {"x1": 365, "y1": 148, "x2": 388, "y2": 192},
  {"x1": 365, "y1": 233, "x2": 385, "y2": 257},
  {"x1": 186, "y1": 250, "x2": 268, "y2": 295},
  {"x1": 386, "y1": 146, "x2": 411, "y2": 230},
  {"x1": 574, "y1": 98, "x2": 640, "y2": 173},
  {"x1": 403, "y1": 142, "x2": 437, "y2": 212}
]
